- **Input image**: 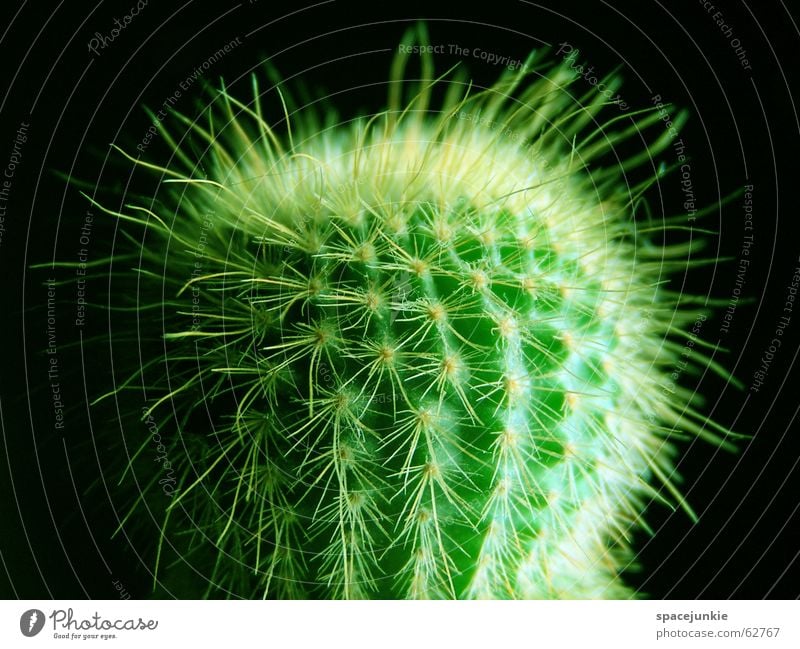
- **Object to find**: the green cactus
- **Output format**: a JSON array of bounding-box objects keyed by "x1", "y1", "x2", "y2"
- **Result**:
[{"x1": 89, "y1": 28, "x2": 737, "y2": 599}]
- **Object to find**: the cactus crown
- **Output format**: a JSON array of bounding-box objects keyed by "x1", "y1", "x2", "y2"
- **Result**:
[{"x1": 94, "y1": 26, "x2": 736, "y2": 599}]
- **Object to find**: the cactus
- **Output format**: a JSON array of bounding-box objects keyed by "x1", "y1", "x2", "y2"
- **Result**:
[{"x1": 90, "y1": 28, "x2": 737, "y2": 599}]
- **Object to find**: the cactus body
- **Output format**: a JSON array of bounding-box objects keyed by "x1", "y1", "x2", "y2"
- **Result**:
[{"x1": 96, "y1": 35, "x2": 733, "y2": 599}]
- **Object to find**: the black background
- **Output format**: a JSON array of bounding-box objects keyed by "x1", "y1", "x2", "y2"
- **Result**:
[{"x1": 0, "y1": 0, "x2": 798, "y2": 599}]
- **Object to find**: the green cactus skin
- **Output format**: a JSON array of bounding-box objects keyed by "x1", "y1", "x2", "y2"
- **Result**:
[{"x1": 90, "y1": 29, "x2": 737, "y2": 599}]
